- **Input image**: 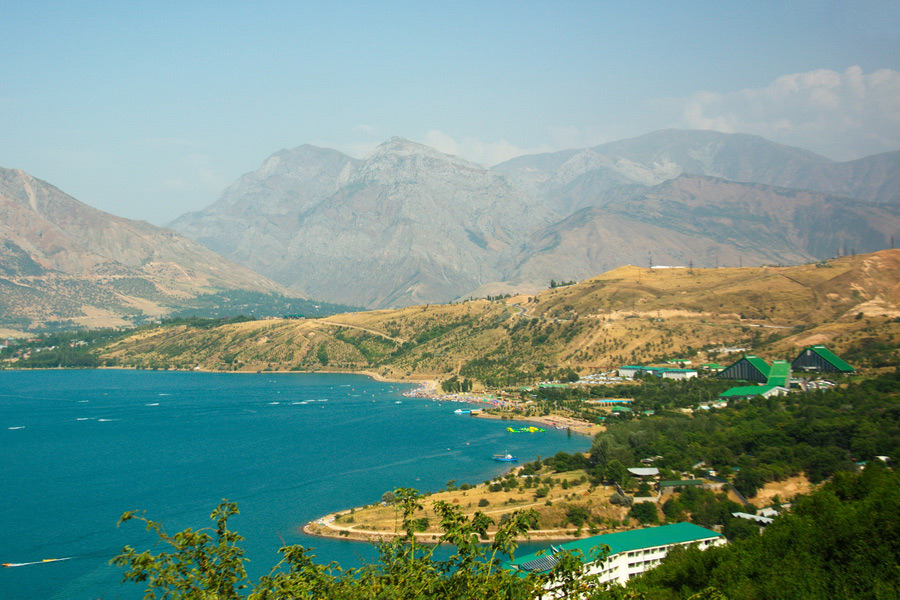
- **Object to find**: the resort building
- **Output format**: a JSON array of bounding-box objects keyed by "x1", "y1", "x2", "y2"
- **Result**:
[
  {"x1": 717, "y1": 355, "x2": 770, "y2": 383},
  {"x1": 627, "y1": 467, "x2": 660, "y2": 478},
  {"x1": 766, "y1": 360, "x2": 792, "y2": 387},
  {"x1": 791, "y1": 345, "x2": 855, "y2": 373},
  {"x1": 618, "y1": 366, "x2": 698, "y2": 380},
  {"x1": 719, "y1": 385, "x2": 788, "y2": 400},
  {"x1": 731, "y1": 511, "x2": 774, "y2": 525},
  {"x1": 718, "y1": 356, "x2": 793, "y2": 399},
  {"x1": 508, "y1": 522, "x2": 725, "y2": 593}
]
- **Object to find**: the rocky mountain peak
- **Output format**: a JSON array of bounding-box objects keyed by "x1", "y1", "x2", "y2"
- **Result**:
[{"x1": 364, "y1": 137, "x2": 481, "y2": 168}]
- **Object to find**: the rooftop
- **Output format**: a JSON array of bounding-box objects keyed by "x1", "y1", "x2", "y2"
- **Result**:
[
  {"x1": 628, "y1": 467, "x2": 660, "y2": 477},
  {"x1": 509, "y1": 522, "x2": 722, "y2": 573},
  {"x1": 766, "y1": 360, "x2": 792, "y2": 387},
  {"x1": 660, "y1": 479, "x2": 705, "y2": 487},
  {"x1": 800, "y1": 345, "x2": 855, "y2": 372},
  {"x1": 719, "y1": 384, "x2": 782, "y2": 398}
]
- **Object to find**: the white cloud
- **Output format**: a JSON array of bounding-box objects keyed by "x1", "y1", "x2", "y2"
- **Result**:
[
  {"x1": 676, "y1": 66, "x2": 900, "y2": 160},
  {"x1": 420, "y1": 130, "x2": 553, "y2": 166}
]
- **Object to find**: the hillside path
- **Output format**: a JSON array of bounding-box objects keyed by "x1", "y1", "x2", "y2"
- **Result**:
[{"x1": 319, "y1": 320, "x2": 406, "y2": 343}]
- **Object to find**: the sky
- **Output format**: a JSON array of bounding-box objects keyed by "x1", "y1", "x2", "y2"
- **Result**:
[{"x1": 1, "y1": 1, "x2": 898, "y2": 225}]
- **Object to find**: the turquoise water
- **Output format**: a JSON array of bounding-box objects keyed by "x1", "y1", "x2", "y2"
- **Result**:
[{"x1": 0, "y1": 370, "x2": 590, "y2": 599}]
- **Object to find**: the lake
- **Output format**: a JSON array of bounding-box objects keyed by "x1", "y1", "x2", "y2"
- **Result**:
[{"x1": 0, "y1": 370, "x2": 590, "y2": 599}]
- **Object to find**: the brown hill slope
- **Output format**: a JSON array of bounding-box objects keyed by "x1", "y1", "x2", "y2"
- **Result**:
[
  {"x1": 100, "y1": 251, "x2": 900, "y2": 381},
  {"x1": 0, "y1": 167, "x2": 291, "y2": 330}
]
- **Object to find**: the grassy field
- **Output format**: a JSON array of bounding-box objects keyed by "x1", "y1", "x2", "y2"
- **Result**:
[{"x1": 303, "y1": 467, "x2": 629, "y2": 543}]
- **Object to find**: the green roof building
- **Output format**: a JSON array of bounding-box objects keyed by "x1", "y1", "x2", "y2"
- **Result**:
[
  {"x1": 659, "y1": 479, "x2": 705, "y2": 488},
  {"x1": 791, "y1": 345, "x2": 855, "y2": 373},
  {"x1": 766, "y1": 360, "x2": 792, "y2": 387},
  {"x1": 719, "y1": 385, "x2": 787, "y2": 399},
  {"x1": 507, "y1": 522, "x2": 724, "y2": 587},
  {"x1": 717, "y1": 355, "x2": 770, "y2": 383}
]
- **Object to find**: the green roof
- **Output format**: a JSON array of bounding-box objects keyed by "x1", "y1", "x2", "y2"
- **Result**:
[
  {"x1": 702, "y1": 363, "x2": 725, "y2": 369},
  {"x1": 809, "y1": 345, "x2": 855, "y2": 372},
  {"x1": 744, "y1": 356, "x2": 771, "y2": 376},
  {"x1": 508, "y1": 523, "x2": 721, "y2": 573},
  {"x1": 611, "y1": 406, "x2": 633, "y2": 412},
  {"x1": 766, "y1": 360, "x2": 792, "y2": 387},
  {"x1": 719, "y1": 385, "x2": 781, "y2": 397},
  {"x1": 659, "y1": 479, "x2": 705, "y2": 487}
]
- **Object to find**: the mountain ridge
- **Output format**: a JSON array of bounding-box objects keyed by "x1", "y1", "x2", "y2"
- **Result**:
[
  {"x1": 169, "y1": 130, "x2": 899, "y2": 309},
  {"x1": 0, "y1": 166, "x2": 301, "y2": 330}
]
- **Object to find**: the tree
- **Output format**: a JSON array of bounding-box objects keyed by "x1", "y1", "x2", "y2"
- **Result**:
[
  {"x1": 113, "y1": 494, "x2": 568, "y2": 599},
  {"x1": 605, "y1": 459, "x2": 628, "y2": 486},
  {"x1": 381, "y1": 490, "x2": 396, "y2": 504},
  {"x1": 630, "y1": 502, "x2": 659, "y2": 525},
  {"x1": 628, "y1": 465, "x2": 900, "y2": 599}
]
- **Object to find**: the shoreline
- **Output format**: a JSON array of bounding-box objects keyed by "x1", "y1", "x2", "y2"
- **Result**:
[{"x1": 301, "y1": 508, "x2": 610, "y2": 544}]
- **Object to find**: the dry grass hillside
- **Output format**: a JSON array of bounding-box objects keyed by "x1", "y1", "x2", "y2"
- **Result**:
[{"x1": 100, "y1": 250, "x2": 900, "y2": 381}]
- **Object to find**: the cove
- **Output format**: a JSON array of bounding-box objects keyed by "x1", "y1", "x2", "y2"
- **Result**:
[{"x1": 0, "y1": 370, "x2": 590, "y2": 599}]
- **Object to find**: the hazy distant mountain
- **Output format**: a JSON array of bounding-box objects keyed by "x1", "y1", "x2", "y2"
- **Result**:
[
  {"x1": 170, "y1": 130, "x2": 899, "y2": 308},
  {"x1": 494, "y1": 130, "x2": 898, "y2": 214},
  {"x1": 499, "y1": 175, "x2": 899, "y2": 293},
  {"x1": 0, "y1": 167, "x2": 291, "y2": 329},
  {"x1": 173, "y1": 138, "x2": 552, "y2": 307}
]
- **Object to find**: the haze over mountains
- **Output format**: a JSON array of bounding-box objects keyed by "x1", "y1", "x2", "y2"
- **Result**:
[
  {"x1": 171, "y1": 129, "x2": 900, "y2": 308},
  {"x1": 0, "y1": 167, "x2": 291, "y2": 330}
]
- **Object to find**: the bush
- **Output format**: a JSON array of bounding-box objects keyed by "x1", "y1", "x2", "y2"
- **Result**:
[
  {"x1": 609, "y1": 492, "x2": 633, "y2": 507},
  {"x1": 478, "y1": 498, "x2": 490, "y2": 507},
  {"x1": 629, "y1": 501, "x2": 659, "y2": 524}
]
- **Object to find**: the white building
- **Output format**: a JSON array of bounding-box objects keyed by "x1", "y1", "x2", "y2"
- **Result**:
[
  {"x1": 617, "y1": 366, "x2": 698, "y2": 380},
  {"x1": 507, "y1": 522, "x2": 725, "y2": 592}
]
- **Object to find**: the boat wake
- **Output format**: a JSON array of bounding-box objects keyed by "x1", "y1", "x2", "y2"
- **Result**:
[{"x1": 2, "y1": 557, "x2": 73, "y2": 568}]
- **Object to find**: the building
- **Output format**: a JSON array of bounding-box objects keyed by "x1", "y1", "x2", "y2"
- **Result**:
[
  {"x1": 618, "y1": 366, "x2": 698, "y2": 380},
  {"x1": 791, "y1": 345, "x2": 855, "y2": 373},
  {"x1": 659, "y1": 479, "x2": 705, "y2": 494},
  {"x1": 717, "y1": 355, "x2": 770, "y2": 383},
  {"x1": 731, "y1": 511, "x2": 773, "y2": 525},
  {"x1": 627, "y1": 467, "x2": 660, "y2": 478},
  {"x1": 719, "y1": 385, "x2": 788, "y2": 400},
  {"x1": 766, "y1": 360, "x2": 792, "y2": 387},
  {"x1": 507, "y1": 522, "x2": 725, "y2": 590}
]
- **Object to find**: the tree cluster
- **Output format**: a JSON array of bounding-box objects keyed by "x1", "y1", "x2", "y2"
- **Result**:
[{"x1": 627, "y1": 464, "x2": 900, "y2": 599}]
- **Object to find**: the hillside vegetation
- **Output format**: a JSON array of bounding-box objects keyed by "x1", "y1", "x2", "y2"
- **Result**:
[{"x1": 99, "y1": 250, "x2": 900, "y2": 381}]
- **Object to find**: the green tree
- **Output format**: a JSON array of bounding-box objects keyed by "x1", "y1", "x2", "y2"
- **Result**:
[
  {"x1": 113, "y1": 494, "x2": 570, "y2": 599},
  {"x1": 605, "y1": 459, "x2": 628, "y2": 486},
  {"x1": 629, "y1": 502, "x2": 659, "y2": 525}
]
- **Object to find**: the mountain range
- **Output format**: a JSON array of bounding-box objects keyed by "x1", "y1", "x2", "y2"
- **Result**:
[
  {"x1": 0, "y1": 167, "x2": 293, "y2": 330},
  {"x1": 171, "y1": 130, "x2": 900, "y2": 308}
]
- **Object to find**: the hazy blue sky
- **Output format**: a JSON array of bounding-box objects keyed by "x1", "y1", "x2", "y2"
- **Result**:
[{"x1": 1, "y1": 1, "x2": 898, "y2": 224}]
